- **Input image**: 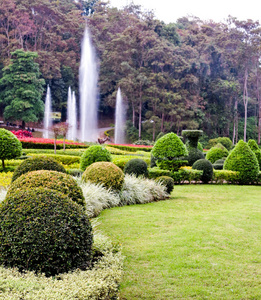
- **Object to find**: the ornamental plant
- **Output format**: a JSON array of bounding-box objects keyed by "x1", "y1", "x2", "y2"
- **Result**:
[
  {"x1": 151, "y1": 132, "x2": 188, "y2": 171},
  {"x1": 82, "y1": 162, "x2": 124, "y2": 191},
  {"x1": 0, "y1": 128, "x2": 22, "y2": 168},
  {"x1": 182, "y1": 130, "x2": 204, "y2": 166},
  {"x1": 80, "y1": 145, "x2": 112, "y2": 171},
  {"x1": 192, "y1": 159, "x2": 213, "y2": 183},
  {"x1": 8, "y1": 170, "x2": 85, "y2": 207},
  {"x1": 155, "y1": 176, "x2": 174, "y2": 194},
  {"x1": 224, "y1": 140, "x2": 259, "y2": 184},
  {"x1": 206, "y1": 137, "x2": 233, "y2": 150},
  {"x1": 247, "y1": 139, "x2": 261, "y2": 168},
  {"x1": 206, "y1": 144, "x2": 229, "y2": 164},
  {"x1": 0, "y1": 188, "x2": 93, "y2": 276},
  {"x1": 124, "y1": 158, "x2": 148, "y2": 177}
]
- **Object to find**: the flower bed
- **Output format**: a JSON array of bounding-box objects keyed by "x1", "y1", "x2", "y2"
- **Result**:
[{"x1": 11, "y1": 130, "x2": 33, "y2": 138}]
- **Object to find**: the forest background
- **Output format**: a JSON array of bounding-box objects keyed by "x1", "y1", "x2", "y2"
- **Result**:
[{"x1": 1, "y1": 0, "x2": 261, "y2": 145}]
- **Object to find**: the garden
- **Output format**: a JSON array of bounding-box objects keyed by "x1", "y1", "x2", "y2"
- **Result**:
[{"x1": 0, "y1": 128, "x2": 261, "y2": 299}]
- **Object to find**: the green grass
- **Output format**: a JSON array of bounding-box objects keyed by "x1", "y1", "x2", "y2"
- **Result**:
[{"x1": 97, "y1": 185, "x2": 261, "y2": 299}]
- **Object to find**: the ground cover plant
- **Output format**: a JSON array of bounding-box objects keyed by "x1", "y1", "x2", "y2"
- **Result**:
[{"x1": 97, "y1": 185, "x2": 261, "y2": 300}]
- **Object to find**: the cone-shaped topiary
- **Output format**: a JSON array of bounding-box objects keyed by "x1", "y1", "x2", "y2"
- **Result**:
[
  {"x1": 0, "y1": 128, "x2": 22, "y2": 169},
  {"x1": 248, "y1": 139, "x2": 261, "y2": 168},
  {"x1": 80, "y1": 145, "x2": 112, "y2": 171},
  {"x1": 155, "y1": 176, "x2": 174, "y2": 194},
  {"x1": 224, "y1": 140, "x2": 259, "y2": 184},
  {"x1": 124, "y1": 158, "x2": 148, "y2": 177},
  {"x1": 206, "y1": 145, "x2": 229, "y2": 164},
  {"x1": 12, "y1": 156, "x2": 66, "y2": 182},
  {"x1": 192, "y1": 159, "x2": 213, "y2": 183},
  {"x1": 7, "y1": 170, "x2": 85, "y2": 207},
  {"x1": 82, "y1": 162, "x2": 124, "y2": 191},
  {"x1": 0, "y1": 188, "x2": 93, "y2": 276}
]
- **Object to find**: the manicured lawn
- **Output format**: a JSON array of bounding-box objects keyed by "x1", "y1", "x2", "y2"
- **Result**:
[{"x1": 97, "y1": 185, "x2": 261, "y2": 299}]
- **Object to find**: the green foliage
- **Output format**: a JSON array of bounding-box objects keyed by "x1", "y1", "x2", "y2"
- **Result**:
[
  {"x1": 112, "y1": 155, "x2": 150, "y2": 170},
  {"x1": 155, "y1": 176, "x2": 174, "y2": 194},
  {"x1": 108, "y1": 144, "x2": 152, "y2": 152},
  {"x1": 206, "y1": 146, "x2": 229, "y2": 164},
  {"x1": 156, "y1": 159, "x2": 188, "y2": 171},
  {"x1": 223, "y1": 140, "x2": 259, "y2": 184},
  {"x1": 80, "y1": 145, "x2": 112, "y2": 171},
  {"x1": 21, "y1": 141, "x2": 88, "y2": 149},
  {"x1": 133, "y1": 140, "x2": 154, "y2": 146},
  {"x1": 8, "y1": 170, "x2": 85, "y2": 207},
  {"x1": 0, "y1": 188, "x2": 93, "y2": 277},
  {"x1": 82, "y1": 162, "x2": 124, "y2": 191},
  {"x1": 148, "y1": 167, "x2": 171, "y2": 179},
  {"x1": 248, "y1": 139, "x2": 261, "y2": 168},
  {"x1": 124, "y1": 158, "x2": 148, "y2": 177},
  {"x1": 192, "y1": 159, "x2": 213, "y2": 183},
  {"x1": 29, "y1": 153, "x2": 80, "y2": 165},
  {"x1": 171, "y1": 169, "x2": 203, "y2": 184},
  {"x1": 207, "y1": 137, "x2": 233, "y2": 150},
  {"x1": 12, "y1": 156, "x2": 66, "y2": 182},
  {"x1": 213, "y1": 170, "x2": 240, "y2": 184},
  {"x1": 67, "y1": 168, "x2": 84, "y2": 177},
  {"x1": 150, "y1": 152, "x2": 157, "y2": 168},
  {"x1": 187, "y1": 148, "x2": 204, "y2": 166},
  {"x1": 182, "y1": 130, "x2": 203, "y2": 148},
  {"x1": 0, "y1": 50, "x2": 45, "y2": 124},
  {"x1": 0, "y1": 129, "x2": 22, "y2": 168},
  {"x1": 155, "y1": 132, "x2": 165, "y2": 141},
  {"x1": 213, "y1": 159, "x2": 225, "y2": 170}
]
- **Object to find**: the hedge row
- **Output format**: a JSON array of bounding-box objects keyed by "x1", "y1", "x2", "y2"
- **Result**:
[
  {"x1": 24, "y1": 149, "x2": 85, "y2": 157},
  {"x1": 107, "y1": 144, "x2": 152, "y2": 152},
  {"x1": 21, "y1": 141, "x2": 89, "y2": 149},
  {"x1": 29, "y1": 154, "x2": 80, "y2": 165},
  {"x1": 112, "y1": 155, "x2": 150, "y2": 170}
]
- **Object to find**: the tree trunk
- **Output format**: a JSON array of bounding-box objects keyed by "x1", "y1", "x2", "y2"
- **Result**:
[
  {"x1": 138, "y1": 100, "x2": 142, "y2": 140},
  {"x1": 1, "y1": 159, "x2": 5, "y2": 169},
  {"x1": 63, "y1": 136, "x2": 66, "y2": 151},
  {"x1": 132, "y1": 103, "x2": 135, "y2": 126},
  {"x1": 232, "y1": 99, "x2": 238, "y2": 145},
  {"x1": 152, "y1": 121, "x2": 155, "y2": 141},
  {"x1": 161, "y1": 113, "x2": 164, "y2": 132},
  {"x1": 243, "y1": 68, "x2": 248, "y2": 142},
  {"x1": 257, "y1": 70, "x2": 261, "y2": 144},
  {"x1": 54, "y1": 137, "x2": 57, "y2": 154}
]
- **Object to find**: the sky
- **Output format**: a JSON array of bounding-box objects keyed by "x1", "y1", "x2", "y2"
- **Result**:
[{"x1": 108, "y1": 0, "x2": 261, "y2": 24}]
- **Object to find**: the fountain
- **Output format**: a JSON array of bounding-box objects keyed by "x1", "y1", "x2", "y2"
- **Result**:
[
  {"x1": 67, "y1": 87, "x2": 77, "y2": 141},
  {"x1": 43, "y1": 85, "x2": 52, "y2": 138},
  {"x1": 114, "y1": 87, "x2": 125, "y2": 144},
  {"x1": 79, "y1": 26, "x2": 99, "y2": 142}
]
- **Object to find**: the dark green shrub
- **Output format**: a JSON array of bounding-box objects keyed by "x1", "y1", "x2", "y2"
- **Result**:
[
  {"x1": 12, "y1": 156, "x2": 66, "y2": 182},
  {"x1": 124, "y1": 158, "x2": 148, "y2": 177},
  {"x1": 192, "y1": 159, "x2": 213, "y2": 183},
  {"x1": 0, "y1": 128, "x2": 22, "y2": 168},
  {"x1": 148, "y1": 167, "x2": 171, "y2": 179},
  {"x1": 171, "y1": 169, "x2": 203, "y2": 184},
  {"x1": 8, "y1": 170, "x2": 85, "y2": 207},
  {"x1": 224, "y1": 140, "x2": 259, "y2": 184},
  {"x1": 207, "y1": 137, "x2": 233, "y2": 150},
  {"x1": 182, "y1": 130, "x2": 203, "y2": 148},
  {"x1": 80, "y1": 145, "x2": 112, "y2": 171},
  {"x1": 187, "y1": 148, "x2": 204, "y2": 166},
  {"x1": 248, "y1": 139, "x2": 261, "y2": 168},
  {"x1": 155, "y1": 176, "x2": 174, "y2": 194},
  {"x1": 82, "y1": 162, "x2": 124, "y2": 191},
  {"x1": 0, "y1": 188, "x2": 93, "y2": 276},
  {"x1": 213, "y1": 159, "x2": 225, "y2": 170},
  {"x1": 206, "y1": 146, "x2": 228, "y2": 164},
  {"x1": 150, "y1": 152, "x2": 157, "y2": 168}
]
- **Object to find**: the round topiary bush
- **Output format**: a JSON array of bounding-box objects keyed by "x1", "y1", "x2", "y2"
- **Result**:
[
  {"x1": 82, "y1": 162, "x2": 124, "y2": 191},
  {"x1": 80, "y1": 145, "x2": 112, "y2": 171},
  {"x1": 12, "y1": 156, "x2": 66, "y2": 182},
  {"x1": 206, "y1": 137, "x2": 233, "y2": 150},
  {"x1": 206, "y1": 145, "x2": 229, "y2": 164},
  {"x1": 192, "y1": 159, "x2": 213, "y2": 183},
  {"x1": 155, "y1": 176, "x2": 174, "y2": 194},
  {"x1": 151, "y1": 132, "x2": 188, "y2": 171},
  {"x1": 248, "y1": 139, "x2": 261, "y2": 168},
  {"x1": 224, "y1": 140, "x2": 259, "y2": 184},
  {"x1": 0, "y1": 128, "x2": 22, "y2": 168},
  {"x1": 7, "y1": 170, "x2": 85, "y2": 207},
  {"x1": 187, "y1": 148, "x2": 204, "y2": 166},
  {"x1": 0, "y1": 188, "x2": 93, "y2": 276},
  {"x1": 124, "y1": 158, "x2": 148, "y2": 177},
  {"x1": 213, "y1": 159, "x2": 225, "y2": 170}
]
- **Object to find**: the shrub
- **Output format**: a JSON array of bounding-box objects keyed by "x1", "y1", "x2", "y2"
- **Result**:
[
  {"x1": 248, "y1": 139, "x2": 261, "y2": 168},
  {"x1": 213, "y1": 170, "x2": 240, "y2": 184},
  {"x1": 187, "y1": 148, "x2": 204, "y2": 166},
  {"x1": 0, "y1": 128, "x2": 22, "y2": 168},
  {"x1": 113, "y1": 155, "x2": 150, "y2": 170},
  {"x1": 148, "y1": 167, "x2": 171, "y2": 179},
  {"x1": 192, "y1": 159, "x2": 213, "y2": 183},
  {"x1": 182, "y1": 130, "x2": 203, "y2": 148},
  {"x1": 82, "y1": 162, "x2": 124, "y2": 191},
  {"x1": 223, "y1": 140, "x2": 259, "y2": 184},
  {"x1": 156, "y1": 159, "x2": 188, "y2": 171},
  {"x1": 150, "y1": 152, "x2": 157, "y2": 168},
  {"x1": 213, "y1": 159, "x2": 225, "y2": 170},
  {"x1": 206, "y1": 146, "x2": 228, "y2": 164},
  {"x1": 12, "y1": 156, "x2": 66, "y2": 182},
  {"x1": 155, "y1": 176, "x2": 174, "y2": 194},
  {"x1": 29, "y1": 153, "x2": 80, "y2": 165},
  {"x1": 171, "y1": 169, "x2": 203, "y2": 184},
  {"x1": 155, "y1": 132, "x2": 165, "y2": 141},
  {"x1": 0, "y1": 188, "x2": 93, "y2": 276},
  {"x1": 67, "y1": 168, "x2": 84, "y2": 177},
  {"x1": 80, "y1": 145, "x2": 112, "y2": 171},
  {"x1": 124, "y1": 158, "x2": 148, "y2": 177},
  {"x1": 206, "y1": 137, "x2": 233, "y2": 150},
  {"x1": 7, "y1": 170, "x2": 85, "y2": 207}
]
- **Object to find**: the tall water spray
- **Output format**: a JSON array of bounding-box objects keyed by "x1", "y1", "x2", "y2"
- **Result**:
[
  {"x1": 43, "y1": 85, "x2": 52, "y2": 138},
  {"x1": 67, "y1": 87, "x2": 77, "y2": 141},
  {"x1": 79, "y1": 26, "x2": 99, "y2": 142},
  {"x1": 114, "y1": 87, "x2": 125, "y2": 144}
]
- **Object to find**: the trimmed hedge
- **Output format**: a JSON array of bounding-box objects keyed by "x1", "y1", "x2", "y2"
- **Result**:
[
  {"x1": 82, "y1": 162, "x2": 124, "y2": 191},
  {"x1": 7, "y1": 170, "x2": 85, "y2": 207},
  {"x1": 29, "y1": 153, "x2": 80, "y2": 165},
  {"x1": 124, "y1": 158, "x2": 148, "y2": 177},
  {"x1": 192, "y1": 159, "x2": 213, "y2": 183},
  {"x1": 107, "y1": 144, "x2": 152, "y2": 152},
  {"x1": 206, "y1": 146, "x2": 228, "y2": 164},
  {"x1": 0, "y1": 188, "x2": 93, "y2": 276},
  {"x1": 213, "y1": 170, "x2": 240, "y2": 184},
  {"x1": 171, "y1": 168, "x2": 203, "y2": 184},
  {"x1": 21, "y1": 141, "x2": 88, "y2": 149},
  {"x1": 112, "y1": 155, "x2": 150, "y2": 170},
  {"x1": 80, "y1": 145, "x2": 112, "y2": 171},
  {"x1": 148, "y1": 167, "x2": 171, "y2": 179},
  {"x1": 224, "y1": 140, "x2": 259, "y2": 184},
  {"x1": 11, "y1": 156, "x2": 66, "y2": 182}
]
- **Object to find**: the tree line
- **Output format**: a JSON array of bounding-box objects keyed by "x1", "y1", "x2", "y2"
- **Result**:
[{"x1": 0, "y1": 0, "x2": 261, "y2": 144}]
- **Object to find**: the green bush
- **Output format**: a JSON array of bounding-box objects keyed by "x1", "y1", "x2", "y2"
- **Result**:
[
  {"x1": 150, "y1": 152, "x2": 157, "y2": 168},
  {"x1": 213, "y1": 170, "x2": 240, "y2": 184},
  {"x1": 213, "y1": 159, "x2": 225, "y2": 170},
  {"x1": 192, "y1": 159, "x2": 213, "y2": 183},
  {"x1": 224, "y1": 140, "x2": 259, "y2": 184},
  {"x1": 8, "y1": 170, "x2": 85, "y2": 207},
  {"x1": 29, "y1": 153, "x2": 80, "y2": 165},
  {"x1": 182, "y1": 130, "x2": 203, "y2": 148},
  {"x1": 156, "y1": 159, "x2": 188, "y2": 171},
  {"x1": 206, "y1": 137, "x2": 233, "y2": 150},
  {"x1": 148, "y1": 167, "x2": 171, "y2": 179},
  {"x1": 171, "y1": 169, "x2": 203, "y2": 184},
  {"x1": 82, "y1": 162, "x2": 124, "y2": 191},
  {"x1": 206, "y1": 146, "x2": 228, "y2": 164},
  {"x1": 124, "y1": 158, "x2": 148, "y2": 177},
  {"x1": 155, "y1": 176, "x2": 174, "y2": 194},
  {"x1": 67, "y1": 168, "x2": 84, "y2": 177},
  {"x1": 0, "y1": 128, "x2": 22, "y2": 168},
  {"x1": 0, "y1": 188, "x2": 93, "y2": 276},
  {"x1": 248, "y1": 139, "x2": 261, "y2": 168},
  {"x1": 187, "y1": 148, "x2": 204, "y2": 166},
  {"x1": 80, "y1": 145, "x2": 112, "y2": 171},
  {"x1": 112, "y1": 155, "x2": 150, "y2": 170}
]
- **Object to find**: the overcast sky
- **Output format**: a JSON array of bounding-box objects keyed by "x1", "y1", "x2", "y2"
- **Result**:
[{"x1": 108, "y1": 0, "x2": 261, "y2": 24}]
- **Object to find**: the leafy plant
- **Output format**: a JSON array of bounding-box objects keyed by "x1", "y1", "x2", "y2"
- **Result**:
[
  {"x1": 124, "y1": 158, "x2": 148, "y2": 177},
  {"x1": 248, "y1": 139, "x2": 261, "y2": 168},
  {"x1": 206, "y1": 145, "x2": 228, "y2": 164},
  {"x1": 155, "y1": 176, "x2": 174, "y2": 194},
  {"x1": 192, "y1": 159, "x2": 213, "y2": 183}
]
